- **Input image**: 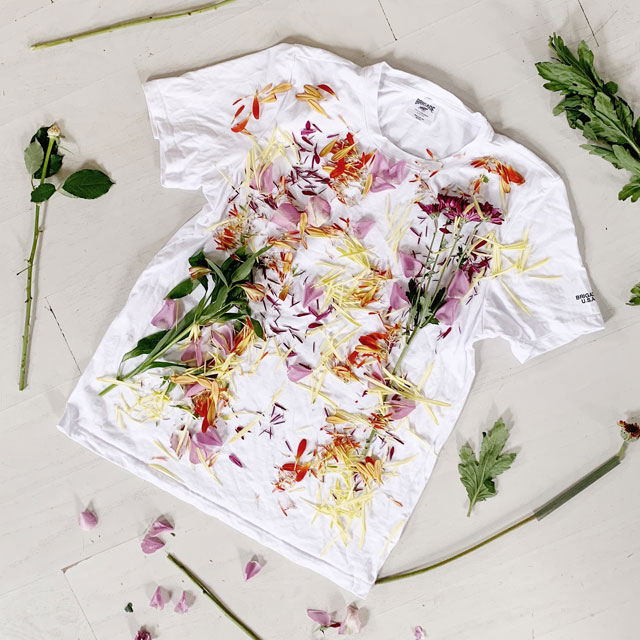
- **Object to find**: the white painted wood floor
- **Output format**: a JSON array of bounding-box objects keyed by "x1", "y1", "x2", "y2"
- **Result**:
[{"x1": 1, "y1": 1, "x2": 639, "y2": 638}]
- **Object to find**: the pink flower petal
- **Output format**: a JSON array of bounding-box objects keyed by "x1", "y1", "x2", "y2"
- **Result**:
[
  {"x1": 303, "y1": 283, "x2": 323, "y2": 308},
  {"x1": 174, "y1": 591, "x2": 190, "y2": 614},
  {"x1": 251, "y1": 163, "x2": 273, "y2": 193},
  {"x1": 307, "y1": 609, "x2": 333, "y2": 627},
  {"x1": 148, "y1": 517, "x2": 174, "y2": 536},
  {"x1": 151, "y1": 298, "x2": 177, "y2": 330},
  {"x1": 211, "y1": 323, "x2": 235, "y2": 355},
  {"x1": 181, "y1": 336, "x2": 204, "y2": 366},
  {"x1": 229, "y1": 454, "x2": 243, "y2": 468},
  {"x1": 448, "y1": 269, "x2": 470, "y2": 299},
  {"x1": 389, "y1": 282, "x2": 409, "y2": 310},
  {"x1": 78, "y1": 510, "x2": 98, "y2": 531},
  {"x1": 434, "y1": 298, "x2": 459, "y2": 326},
  {"x1": 397, "y1": 250, "x2": 422, "y2": 278},
  {"x1": 189, "y1": 429, "x2": 223, "y2": 464},
  {"x1": 185, "y1": 382, "x2": 206, "y2": 398},
  {"x1": 387, "y1": 396, "x2": 416, "y2": 420},
  {"x1": 353, "y1": 218, "x2": 375, "y2": 239},
  {"x1": 272, "y1": 203, "x2": 301, "y2": 230},
  {"x1": 135, "y1": 628, "x2": 152, "y2": 640},
  {"x1": 287, "y1": 362, "x2": 313, "y2": 382},
  {"x1": 414, "y1": 626, "x2": 426, "y2": 640},
  {"x1": 149, "y1": 586, "x2": 167, "y2": 610},
  {"x1": 140, "y1": 536, "x2": 165, "y2": 554},
  {"x1": 244, "y1": 559, "x2": 262, "y2": 581},
  {"x1": 370, "y1": 177, "x2": 396, "y2": 193},
  {"x1": 306, "y1": 195, "x2": 331, "y2": 225},
  {"x1": 338, "y1": 604, "x2": 361, "y2": 635}
]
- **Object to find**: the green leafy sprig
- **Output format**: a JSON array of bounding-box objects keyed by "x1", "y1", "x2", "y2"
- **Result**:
[
  {"x1": 100, "y1": 244, "x2": 269, "y2": 396},
  {"x1": 19, "y1": 124, "x2": 114, "y2": 390},
  {"x1": 536, "y1": 34, "x2": 640, "y2": 202},
  {"x1": 458, "y1": 418, "x2": 517, "y2": 517},
  {"x1": 628, "y1": 282, "x2": 640, "y2": 306}
]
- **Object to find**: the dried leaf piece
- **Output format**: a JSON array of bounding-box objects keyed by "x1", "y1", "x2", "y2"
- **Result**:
[{"x1": 458, "y1": 418, "x2": 517, "y2": 517}]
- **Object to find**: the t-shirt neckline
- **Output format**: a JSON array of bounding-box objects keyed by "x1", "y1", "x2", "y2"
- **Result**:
[{"x1": 363, "y1": 60, "x2": 494, "y2": 164}]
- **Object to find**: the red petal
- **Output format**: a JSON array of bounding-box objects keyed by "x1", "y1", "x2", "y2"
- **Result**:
[
  {"x1": 282, "y1": 462, "x2": 296, "y2": 472},
  {"x1": 231, "y1": 118, "x2": 249, "y2": 133},
  {"x1": 252, "y1": 94, "x2": 260, "y2": 119},
  {"x1": 234, "y1": 105, "x2": 245, "y2": 118},
  {"x1": 295, "y1": 466, "x2": 309, "y2": 482},
  {"x1": 296, "y1": 439, "x2": 307, "y2": 459},
  {"x1": 317, "y1": 83, "x2": 336, "y2": 97}
]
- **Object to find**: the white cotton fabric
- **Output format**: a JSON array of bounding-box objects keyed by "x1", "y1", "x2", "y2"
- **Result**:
[{"x1": 59, "y1": 43, "x2": 603, "y2": 598}]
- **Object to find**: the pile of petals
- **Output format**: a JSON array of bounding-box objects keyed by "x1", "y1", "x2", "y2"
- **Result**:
[
  {"x1": 307, "y1": 604, "x2": 361, "y2": 635},
  {"x1": 149, "y1": 586, "x2": 191, "y2": 613}
]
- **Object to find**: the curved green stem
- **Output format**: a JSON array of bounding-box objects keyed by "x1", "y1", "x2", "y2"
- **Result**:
[
  {"x1": 167, "y1": 553, "x2": 263, "y2": 640},
  {"x1": 19, "y1": 136, "x2": 55, "y2": 390},
  {"x1": 31, "y1": 0, "x2": 240, "y2": 50}
]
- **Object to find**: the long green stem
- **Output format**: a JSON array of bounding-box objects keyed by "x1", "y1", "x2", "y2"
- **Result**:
[
  {"x1": 167, "y1": 553, "x2": 263, "y2": 640},
  {"x1": 19, "y1": 137, "x2": 55, "y2": 390},
  {"x1": 31, "y1": 0, "x2": 240, "y2": 50},
  {"x1": 375, "y1": 439, "x2": 631, "y2": 585}
]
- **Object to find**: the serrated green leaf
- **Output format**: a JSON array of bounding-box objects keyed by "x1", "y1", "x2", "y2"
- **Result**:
[
  {"x1": 62, "y1": 169, "x2": 114, "y2": 199},
  {"x1": 535, "y1": 61, "x2": 595, "y2": 96},
  {"x1": 580, "y1": 144, "x2": 623, "y2": 169},
  {"x1": 166, "y1": 277, "x2": 197, "y2": 299},
  {"x1": 30, "y1": 183, "x2": 56, "y2": 203},
  {"x1": 618, "y1": 177, "x2": 640, "y2": 202},
  {"x1": 611, "y1": 145, "x2": 640, "y2": 174},
  {"x1": 24, "y1": 140, "x2": 44, "y2": 175},
  {"x1": 458, "y1": 418, "x2": 517, "y2": 516}
]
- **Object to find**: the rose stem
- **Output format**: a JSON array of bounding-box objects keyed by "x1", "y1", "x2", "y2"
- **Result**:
[
  {"x1": 19, "y1": 136, "x2": 55, "y2": 390},
  {"x1": 31, "y1": 0, "x2": 240, "y2": 50},
  {"x1": 376, "y1": 440, "x2": 630, "y2": 584},
  {"x1": 167, "y1": 553, "x2": 263, "y2": 640}
]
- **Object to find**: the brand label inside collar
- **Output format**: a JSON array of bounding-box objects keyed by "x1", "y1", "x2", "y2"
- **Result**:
[{"x1": 407, "y1": 97, "x2": 440, "y2": 124}]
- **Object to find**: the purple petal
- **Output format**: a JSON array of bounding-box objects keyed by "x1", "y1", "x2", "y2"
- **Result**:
[
  {"x1": 174, "y1": 591, "x2": 190, "y2": 614},
  {"x1": 287, "y1": 362, "x2": 313, "y2": 382},
  {"x1": 272, "y1": 203, "x2": 301, "y2": 230},
  {"x1": 307, "y1": 609, "x2": 333, "y2": 626},
  {"x1": 370, "y1": 177, "x2": 396, "y2": 193},
  {"x1": 140, "y1": 536, "x2": 165, "y2": 554},
  {"x1": 149, "y1": 586, "x2": 167, "y2": 610},
  {"x1": 211, "y1": 324, "x2": 235, "y2": 355},
  {"x1": 135, "y1": 628, "x2": 152, "y2": 640},
  {"x1": 387, "y1": 396, "x2": 416, "y2": 420},
  {"x1": 148, "y1": 517, "x2": 174, "y2": 536},
  {"x1": 151, "y1": 299, "x2": 177, "y2": 330},
  {"x1": 244, "y1": 559, "x2": 262, "y2": 581},
  {"x1": 389, "y1": 282, "x2": 409, "y2": 310},
  {"x1": 398, "y1": 250, "x2": 421, "y2": 278},
  {"x1": 189, "y1": 430, "x2": 223, "y2": 464},
  {"x1": 229, "y1": 454, "x2": 243, "y2": 468},
  {"x1": 434, "y1": 298, "x2": 459, "y2": 326},
  {"x1": 353, "y1": 218, "x2": 375, "y2": 239},
  {"x1": 448, "y1": 269, "x2": 470, "y2": 299},
  {"x1": 306, "y1": 195, "x2": 331, "y2": 225},
  {"x1": 414, "y1": 626, "x2": 426, "y2": 640},
  {"x1": 78, "y1": 510, "x2": 98, "y2": 531},
  {"x1": 338, "y1": 604, "x2": 361, "y2": 635},
  {"x1": 303, "y1": 283, "x2": 323, "y2": 308}
]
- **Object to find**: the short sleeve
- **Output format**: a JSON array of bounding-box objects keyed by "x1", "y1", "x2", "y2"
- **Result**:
[
  {"x1": 478, "y1": 147, "x2": 604, "y2": 363},
  {"x1": 142, "y1": 44, "x2": 296, "y2": 189}
]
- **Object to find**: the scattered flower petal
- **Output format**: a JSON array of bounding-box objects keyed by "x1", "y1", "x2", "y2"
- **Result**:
[
  {"x1": 151, "y1": 298, "x2": 177, "y2": 330},
  {"x1": 387, "y1": 396, "x2": 416, "y2": 420},
  {"x1": 150, "y1": 586, "x2": 167, "y2": 610},
  {"x1": 174, "y1": 591, "x2": 190, "y2": 614},
  {"x1": 307, "y1": 609, "x2": 333, "y2": 627},
  {"x1": 272, "y1": 203, "x2": 301, "y2": 230},
  {"x1": 78, "y1": 509, "x2": 98, "y2": 531},
  {"x1": 141, "y1": 536, "x2": 165, "y2": 554},
  {"x1": 414, "y1": 626, "x2": 426, "y2": 640},
  {"x1": 303, "y1": 283, "x2": 323, "y2": 308},
  {"x1": 353, "y1": 218, "x2": 375, "y2": 239},
  {"x1": 185, "y1": 382, "x2": 206, "y2": 398},
  {"x1": 389, "y1": 282, "x2": 409, "y2": 310},
  {"x1": 370, "y1": 152, "x2": 409, "y2": 192},
  {"x1": 338, "y1": 604, "x2": 361, "y2": 635},
  {"x1": 189, "y1": 429, "x2": 223, "y2": 464},
  {"x1": 287, "y1": 362, "x2": 313, "y2": 382},
  {"x1": 434, "y1": 298, "x2": 458, "y2": 326},
  {"x1": 229, "y1": 453, "x2": 244, "y2": 468},
  {"x1": 148, "y1": 517, "x2": 174, "y2": 536},
  {"x1": 135, "y1": 628, "x2": 152, "y2": 640},
  {"x1": 244, "y1": 559, "x2": 262, "y2": 581},
  {"x1": 306, "y1": 195, "x2": 331, "y2": 225},
  {"x1": 448, "y1": 269, "x2": 470, "y2": 299},
  {"x1": 397, "y1": 250, "x2": 422, "y2": 278}
]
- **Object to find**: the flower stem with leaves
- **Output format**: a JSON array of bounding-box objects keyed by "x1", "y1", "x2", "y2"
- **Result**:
[{"x1": 19, "y1": 124, "x2": 114, "y2": 389}]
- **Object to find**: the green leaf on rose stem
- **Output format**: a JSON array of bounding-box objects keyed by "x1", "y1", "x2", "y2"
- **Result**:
[
  {"x1": 62, "y1": 169, "x2": 114, "y2": 199},
  {"x1": 458, "y1": 417, "x2": 517, "y2": 517},
  {"x1": 24, "y1": 140, "x2": 44, "y2": 175},
  {"x1": 30, "y1": 126, "x2": 64, "y2": 178},
  {"x1": 30, "y1": 183, "x2": 56, "y2": 203},
  {"x1": 120, "y1": 330, "x2": 168, "y2": 363},
  {"x1": 166, "y1": 277, "x2": 198, "y2": 300}
]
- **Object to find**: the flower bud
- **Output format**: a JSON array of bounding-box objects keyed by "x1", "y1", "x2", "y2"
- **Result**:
[
  {"x1": 47, "y1": 123, "x2": 61, "y2": 138},
  {"x1": 619, "y1": 419, "x2": 640, "y2": 441}
]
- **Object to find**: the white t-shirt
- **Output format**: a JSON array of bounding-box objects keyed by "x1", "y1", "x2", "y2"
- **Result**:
[{"x1": 59, "y1": 43, "x2": 603, "y2": 597}]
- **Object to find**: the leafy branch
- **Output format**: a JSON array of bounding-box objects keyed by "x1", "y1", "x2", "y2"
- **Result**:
[
  {"x1": 19, "y1": 124, "x2": 113, "y2": 390},
  {"x1": 628, "y1": 282, "x2": 640, "y2": 306},
  {"x1": 100, "y1": 244, "x2": 269, "y2": 396},
  {"x1": 536, "y1": 34, "x2": 640, "y2": 202}
]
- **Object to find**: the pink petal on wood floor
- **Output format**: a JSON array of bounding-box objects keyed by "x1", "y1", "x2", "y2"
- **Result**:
[
  {"x1": 244, "y1": 559, "x2": 262, "y2": 581},
  {"x1": 140, "y1": 536, "x2": 165, "y2": 554},
  {"x1": 174, "y1": 591, "x2": 190, "y2": 614},
  {"x1": 148, "y1": 517, "x2": 174, "y2": 536},
  {"x1": 307, "y1": 609, "x2": 333, "y2": 626},
  {"x1": 414, "y1": 626, "x2": 426, "y2": 639},
  {"x1": 338, "y1": 604, "x2": 361, "y2": 635},
  {"x1": 149, "y1": 586, "x2": 167, "y2": 610}
]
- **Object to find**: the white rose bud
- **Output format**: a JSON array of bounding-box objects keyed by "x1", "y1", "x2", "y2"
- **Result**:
[{"x1": 47, "y1": 123, "x2": 61, "y2": 138}]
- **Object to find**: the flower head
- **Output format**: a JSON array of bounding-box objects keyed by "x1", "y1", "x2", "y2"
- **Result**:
[
  {"x1": 47, "y1": 123, "x2": 61, "y2": 138},
  {"x1": 619, "y1": 419, "x2": 640, "y2": 441}
]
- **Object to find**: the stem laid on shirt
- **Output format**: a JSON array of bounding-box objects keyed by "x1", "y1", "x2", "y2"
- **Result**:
[
  {"x1": 376, "y1": 425, "x2": 636, "y2": 585},
  {"x1": 31, "y1": 0, "x2": 240, "y2": 50},
  {"x1": 167, "y1": 553, "x2": 263, "y2": 640}
]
